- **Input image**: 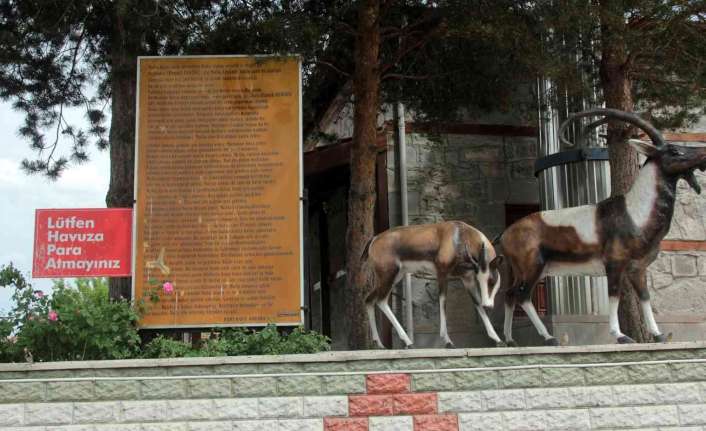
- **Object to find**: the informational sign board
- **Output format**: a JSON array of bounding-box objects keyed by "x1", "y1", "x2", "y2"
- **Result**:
[
  {"x1": 133, "y1": 55, "x2": 303, "y2": 328},
  {"x1": 33, "y1": 208, "x2": 132, "y2": 278}
]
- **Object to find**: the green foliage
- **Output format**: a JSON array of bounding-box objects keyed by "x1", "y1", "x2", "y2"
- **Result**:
[
  {"x1": 141, "y1": 326, "x2": 331, "y2": 359},
  {"x1": 1, "y1": 263, "x2": 329, "y2": 362},
  {"x1": 0, "y1": 267, "x2": 141, "y2": 362}
]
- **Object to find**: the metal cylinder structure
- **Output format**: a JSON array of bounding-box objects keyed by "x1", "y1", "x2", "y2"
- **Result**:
[{"x1": 535, "y1": 78, "x2": 610, "y2": 316}]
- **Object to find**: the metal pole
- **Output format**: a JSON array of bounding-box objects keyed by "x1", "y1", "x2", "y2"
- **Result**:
[{"x1": 396, "y1": 101, "x2": 414, "y2": 345}]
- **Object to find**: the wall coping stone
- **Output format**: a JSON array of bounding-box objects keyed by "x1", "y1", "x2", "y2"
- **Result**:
[{"x1": 1, "y1": 341, "x2": 704, "y2": 373}]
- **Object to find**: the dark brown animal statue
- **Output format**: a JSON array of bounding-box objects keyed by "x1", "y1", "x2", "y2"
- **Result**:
[
  {"x1": 362, "y1": 221, "x2": 503, "y2": 348},
  {"x1": 499, "y1": 108, "x2": 706, "y2": 345}
]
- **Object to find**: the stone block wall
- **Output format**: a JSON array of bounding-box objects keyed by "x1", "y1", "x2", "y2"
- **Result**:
[{"x1": 2, "y1": 342, "x2": 705, "y2": 430}]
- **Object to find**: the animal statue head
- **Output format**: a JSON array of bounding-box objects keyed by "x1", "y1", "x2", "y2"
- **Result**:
[{"x1": 462, "y1": 242, "x2": 503, "y2": 309}]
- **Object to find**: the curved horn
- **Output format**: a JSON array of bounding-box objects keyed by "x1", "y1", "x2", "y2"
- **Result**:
[{"x1": 558, "y1": 108, "x2": 666, "y2": 148}]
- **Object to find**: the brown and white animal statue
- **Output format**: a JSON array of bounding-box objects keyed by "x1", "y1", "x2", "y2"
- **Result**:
[
  {"x1": 361, "y1": 221, "x2": 504, "y2": 348},
  {"x1": 499, "y1": 108, "x2": 706, "y2": 345}
]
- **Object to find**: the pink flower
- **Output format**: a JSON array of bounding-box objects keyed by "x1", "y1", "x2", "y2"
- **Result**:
[
  {"x1": 34, "y1": 290, "x2": 44, "y2": 299},
  {"x1": 48, "y1": 310, "x2": 58, "y2": 321},
  {"x1": 162, "y1": 281, "x2": 174, "y2": 294}
]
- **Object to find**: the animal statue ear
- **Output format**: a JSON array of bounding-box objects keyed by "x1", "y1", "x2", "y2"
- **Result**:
[
  {"x1": 490, "y1": 255, "x2": 504, "y2": 269},
  {"x1": 628, "y1": 139, "x2": 658, "y2": 157},
  {"x1": 479, "y1": 242, "x2": 488, "y2": 269},
  {"x1": 683, "y1": 171, "x2": 702, "y2": 194}
]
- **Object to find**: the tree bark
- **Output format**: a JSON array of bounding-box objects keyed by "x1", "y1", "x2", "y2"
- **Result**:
[
  {"x1": 344, "y1": 0, "x2": 381, "y2": 349},
  {"x1": 598, "y1": 0, "x2": 651, "y2": 342},
  {"x1": 107, "y1": 0, "x2": 140, "y2": 300}
]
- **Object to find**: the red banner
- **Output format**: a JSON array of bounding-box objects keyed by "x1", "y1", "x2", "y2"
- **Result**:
[{"x1": 33, "y1": 208, "x2": 132, "y2": 278}]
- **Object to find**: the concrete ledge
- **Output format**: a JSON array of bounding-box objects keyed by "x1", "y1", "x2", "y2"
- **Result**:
[{"x1": 1, "y1": 341, "x2": 705, "y2": 373}]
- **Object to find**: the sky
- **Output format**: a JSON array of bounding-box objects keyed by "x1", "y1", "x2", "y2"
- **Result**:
[{"x1": 0, "y1": 102, "x2": 110, "y2": 314}]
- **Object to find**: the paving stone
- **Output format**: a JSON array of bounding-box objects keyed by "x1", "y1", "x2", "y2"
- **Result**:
[
  {"x1": 369, "y1": 415, "x2": 413, "y2": 431},
  {"x1": 540, "y1": 367, "x2": 585, "y2": 386},
  {"x1": 502, "y1": 410, "x2": 546, "y2": 431},
  {"x1": 480, "y1": 355, "x2": 525, "y2": 367},
  {"x1": 393, "y1": 392, "x2": 437, "y2": 415},
  {"x1": 499, "y1": 368, "x2": 541, "y2": 388},
  {"x1": 0, "y1": 381, "x2": 46, "y2": 402},
  {"x1": 141, "y1": 379, "x2": 187, "y2": 399},
  {"x1": 73, "y1": 401, "x2": 118, "y2": 423},
  {"x1": 188, "y1": 378, "x2": 231, "y2": 398},
  {"x1": 672, "y1": 363, "x2": 706, "y2": 382},
  {"x1": 348, "y1": 394, "x2": 394, "y2": 416},
  {"x1": 544, "y1": 409, "x2": 591, "y2": 430},
  {"x1": 458, "y1": 412, "x2": 504, "y2": 431},
  {"x1": 187, "y1": 422, "x2": 233, "y2": 431},
  {"x1": 454, "y1": 371, "x2": 499, "y2": 390},
  {"x1": 438, "y1": 391, "x2": 483, "y2": 413},
  {"x1": 212, "y1": 398, "x2": 259, "y2": 419},
  {"x1": 323, "y1": 417, "x2": 368, "y2": 431},
  {"x1": 260, "y1": 363, "x2": 305, "y2": 374},
  {"x1": 0, "y1": 403, "x2": 23, "y2": 426},
  {"x1": 655, "y1": 382, "x2": 703, "y2": 403},
  {"x1": 585, "y1": 366, "x2": 629, "y2": 385},
  {"x1": 232, "y1": 376, "x2": 279, "y2": 397},
  {"x1": 167, "y1": 366, "x2": 216, "y2": 376},
  {"x1": 212, "y1": 364, "x2": 260, "y2": 375},
  {"x1": 678, "y1": 403, "x2": 706, "y2": 426},
  {"x1": 119, "y1": 400, "x2": 167, "y2": 422},
  {"x1": 166, "y1": 399, "x2": 215, "y2": 421},
  {"x1": 366, "y1": 373, "x2": 410, "y2": 394},
  {"x1": 259, "y1": 396, "x2": 304, "y2": 418},
  {"x1": 25, "y1": 402, "x2": 73, "y2": 426},
  {"x1": 95, "y1": 380, "x2": 140, "y2": 400},
  {"x1": 278, "y1": 375, "x2": 323, "y2": 395},
  {"x1": 413, "y1": 414, "x2": 458, "y2": 431},
  {"x1": 590, "y1": 405, "x2": 679, "y2": 428},
  {"x1": 47, "y1": 381, "x2": 95, "y2": 401},
  {"x1": 436, "y1": 357, "x2": 482, "y2": 369},
  {"x1": 391, "y1": 359, "x2": 437, "y2": 371},
  {"x1": 626, "y1": 364, "x2": 672, "y2": 384},
  {"x1": 232, "y1": 419, "x2": 279, "y2": 431},
  {"x1": 303, "y1": 396, "x2": 348, "y2": 417},
  {"x1": 482, "y1": 389, "x2": 525, "y2": 411},
  {"x1": 279, "y1": 418, "x2": 323, "y2": 431},
  {"x1": 613, "y1": 384, "x2": 659, "y2": 405},
  {"x1": 347, "y1": 360, "x2": 392, "y2": 372},
  {"x1": 321, "y1": 375, "x2": 366, "y2": 395}
]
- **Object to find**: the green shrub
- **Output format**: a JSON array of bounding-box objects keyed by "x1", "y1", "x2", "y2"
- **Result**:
[
  {"x1": 141, "y1": 326, "x2": 331, "y2": 358},
  {"x1": 1, "y1": 263, "x2": 330, "y2": 362},
  {"x1": 0, "y1": 265, "x2": 140, "y2": 362}
]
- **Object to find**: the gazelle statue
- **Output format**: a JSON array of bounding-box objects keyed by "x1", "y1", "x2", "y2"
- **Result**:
[
  {"x1": 499, "y1": 108, "x2": 706, "y2": 345},
  {"x1": 361, "y1": 221, "x2": 504, "y2": 348}
]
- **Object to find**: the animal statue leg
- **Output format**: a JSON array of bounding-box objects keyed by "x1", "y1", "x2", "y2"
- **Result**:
[
  {"x1": 606, "y1": 263, "x2": 633, "y2": 343},
  {"x1": 366, "y1": 301, "x2": 384, "y2": 349},
  {"x1": 520, "y1": 300, "x2": 558, "y2": 346},
  {"x1": 503, "y1": 301, "x2": 517, "y2": 347},
  {"x1": 627, "y1": 266, "x2": 666, "y2": 342},
  {"x1": 378, "y1": 290, "x2": 413, "y2": 348},
  {"x1": 437, "y1": 275, "x2": 454, "y2": 348},
  {"x1": 475, "y1": 304, "x2": 503, "y2": 346}
]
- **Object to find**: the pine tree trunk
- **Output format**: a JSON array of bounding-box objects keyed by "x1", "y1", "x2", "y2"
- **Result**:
[
  {"x1": 599, "y1": 1, "x2": 651, "y2": 342},
  {"x1": 344, "y1": 0, "x2": 381, "y2": 349},
  {"x1": 107, "y1": 0, "x2": 139, "y2": 301}
]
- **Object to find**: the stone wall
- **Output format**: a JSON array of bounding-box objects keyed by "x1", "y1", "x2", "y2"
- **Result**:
[{"x1": 1, "y1": 343, "x2": 706, "y2": 430}]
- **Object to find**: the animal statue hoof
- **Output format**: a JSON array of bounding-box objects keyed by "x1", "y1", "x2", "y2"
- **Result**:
[
  {"x1": 653, "y1": 333, "x2": 672, "y2": 343},
  {"x1": 373, "y1": 343, "x2": 386, "y2": 350},
  {"x1": 495, "y1": 341, "x2": 507, "y2": 347},
  {"x1": 445, "y1": 342, "x2": 456, "y2": 349},
  {"x1": 544, "y1": 337, "x2": 560, "y2": 346},
  {"x1": 617, "y1": 335, "x2": 636, "y2": 344},
  {"x1": 404, "y1": 343, "x2": 414, "y2": 350},
  {"x1": 505, "y1": 340, "x2": 518, "y2": 347}
]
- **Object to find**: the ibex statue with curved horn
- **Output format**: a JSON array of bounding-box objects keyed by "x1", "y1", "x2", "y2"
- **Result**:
[{"x1": 499, "y1": 108, "x2": 706, "y2": 345}]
